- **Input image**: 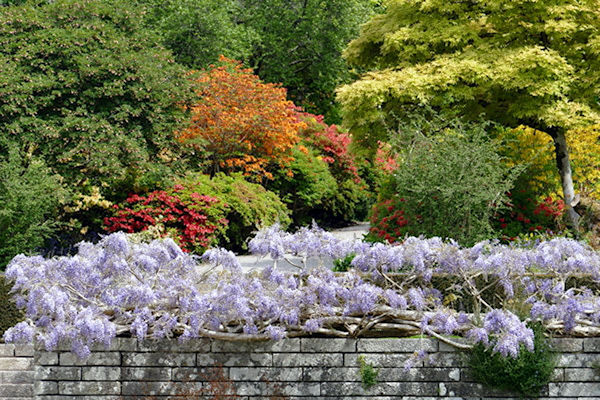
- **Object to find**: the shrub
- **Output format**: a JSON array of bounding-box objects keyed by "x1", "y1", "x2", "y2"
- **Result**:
[
  {"x1": 371, "y1": 122, "x2": 520, "y2": 246},
  {"x1": 175, "y1": 173, "x2": 291, "y2": 251},
  {"x1": 0, "y1": 274, "x2": 23, "y2": 339},
  {"x1": 0, "y1": 0, "x2": 194, "y2": 194},
  {"x1": 0, "y1": 149, "x2": 69, "y2": 268},
  {"x1": 469, "y1": 322, "x2": 556, "y2": 397},
  {"x1": 104, "y1": 188, "x2": 227, "y2": 254}
]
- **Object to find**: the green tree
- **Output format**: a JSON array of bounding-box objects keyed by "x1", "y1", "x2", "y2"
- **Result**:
[
  {"x1": 337, "y1": 0, "x2": 600, "y2": 229},
  {"x1": 0, "y1": 0, "x2": 194, "y2": 195}
]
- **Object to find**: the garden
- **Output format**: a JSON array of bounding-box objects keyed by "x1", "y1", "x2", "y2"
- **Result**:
[{"x1": 2, "y1": 0, "x2": 600, "y2": 398}]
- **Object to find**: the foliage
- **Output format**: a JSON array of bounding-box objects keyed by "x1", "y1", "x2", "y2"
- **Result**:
[
  {"x1": 333, "y1": 253, "x2": 356, "y2": 273},
  {"x1": 0, "y1": 274, "x2": 24, "y2": 339},
  {"x1": 337, "y1": 0, "x2": 600, "y2": 228},
  {"x1": 5, "y1": 224, "x2": 600, "y2": 364},
  {"x1": 469, "y1": 323, "x2": 556, "y2": 397},
  {"x1": 497, "y1": 193, "x2": 565, "y2": 241},
  {"x1": 140, "y1": 0, "x2": 255, "y2": 69},
  {"x1": 358, "y1": 355, "x2": 379, "y2": 390},
  {"x1": 266, "y1": 146, "x2": 337, "y2": 226},
  {"x1": 177, "y1": 57, "x2": 301, "y2": 179},
  {"x1": 373, "y1": 123, "x2": 519, "y2": 246},
  {"x1": 568, "y1": 125, "x2": 600, "y2": 197},
  {"x1": 239, "y1": 0, "x2": 377, "y2": 122},
  {"x1": 0, "y1": 0, "x2": 194, "y2": 194},
  {"x1": 104, "y1": 189, "x2": 226, "y2": 254},
  {"x1": 175, "y1": 173, "x2": 291, "y2": 252},
  {"x1": 0, "y1": 149, "x2": 69, "y2": 269}
]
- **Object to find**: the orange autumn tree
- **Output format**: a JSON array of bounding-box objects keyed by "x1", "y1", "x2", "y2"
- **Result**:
[{"x1": 178, "y1": 56, "x2": 302, "y2": 179}]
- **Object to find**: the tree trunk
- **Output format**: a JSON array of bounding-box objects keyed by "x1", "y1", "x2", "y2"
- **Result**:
[{"x1": 546, "y1": 127, "x2": 580, "y2": 231}]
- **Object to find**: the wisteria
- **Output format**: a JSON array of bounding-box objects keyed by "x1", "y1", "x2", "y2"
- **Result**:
[{"x1": 4, "y1": 224, "x2": 600, "y2": 364}]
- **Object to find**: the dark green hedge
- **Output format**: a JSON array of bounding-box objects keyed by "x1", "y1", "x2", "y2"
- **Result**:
[{"x1": 0, "y1": 274, "x2": 23, "y2": 340}]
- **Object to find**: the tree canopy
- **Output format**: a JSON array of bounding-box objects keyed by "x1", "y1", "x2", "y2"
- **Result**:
[{"x1": 337, "y1": 0, "x2": 600, "y2": 227}]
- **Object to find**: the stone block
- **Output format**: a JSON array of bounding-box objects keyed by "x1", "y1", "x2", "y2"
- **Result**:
[
  {"x1": 303, "y1": 367, "x2": 360, "y2": 382},
  {"x1": 121, "y1": 381, "x2": 202, "y2": 396},
  {"x1": 425, "y1": 352, "x2": 469, "y2": 367},
  {"x1": 197, "y1": 352, "x2": 272, "y2": 367},
  {"x1": 60, "y1": 352, "x2": 120, "y2": 366},
  {"x1": 137, "y1": 338, "x2": 210, "y2": 353},
  {"x1": 122, "y1": 352, "x2": 195, "y2": 367},
  {"x1": 583, "y1": 337, "x2": 600, "y2": 352},
  {"x1": 0, "y1": 384, "x2": 34, "y2": 397},
  {"x1": 357, "y1": 338, "x2": 437, "y2": 353},
  {"x1": 212, "y1": 339, "x2": 300, "y2": 353},
  {"x1": 233, "y1": 381, "x2": 320, "y2": 397},
  {"x1": 320, "y1": 382, "x2": 438, "y2": 396},
  {"x1": 82, "y1": 366, "x2": 121, "y2": 381},
  {"x1": 59, "y1": 381, "x2": 121, "y2": 396},
  {"x1": 550, "y1": 338, "x2": 583, "y2": 352},
  {"x1": 549, "y1": 382, "x2": 600, "y2": 397},
  {"x1": 229, "y1": 367, "x2": 302, "y2": 381},
  {"x1": 0, "y1": 370, "x2": 34, "y2": 384},
  {"x1": 122, "y1": 367, "x2": 172, "y2": 381},
  {"x1": 14, "y1": 344, "x2": 34, "y2": 357},
  {"x1": 557, "y1": 353, "x2": 600, "y2": 368},
  {"x1": 344, "y1": 353, "x2": 414, "y2": 368},
  {"x1": 34, "y1": 380, "x2": 58, "y2": 395},
  {"x1": 34, "y1": 352, "x2": 59, "y2": 365},
  {"x1": 0, "y1": 344, "x2": 15, "y2": 357},
  {"x1": 172, "y1": 366, "x2": 224, "y2": 381},
  {"x1": 441, "y1": 382, "x2": 520, "y2": 398},
  {"x1": 564, "y1": 367, "x2": 600, "y2": 381},
  {"x1": 0, "y1": 357, "x2": 32, "y2": 370},
  {"x1": 273, "y1": 352, "x2": 342, "y2": 367},
  {"x1": 301, "y1": 338, "x2": 355, "y2": 352},
  {"x1": 35, "y1": 365, "x2": 81, "y2": 380}
]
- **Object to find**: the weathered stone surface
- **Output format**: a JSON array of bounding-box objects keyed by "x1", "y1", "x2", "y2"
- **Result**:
[
  {"x1": 564, "y1": 367, "x2": 600, "y2": 382},
  {"x1": 550, "y1": 338, "x2": 583, "y2": 352},
  {"x1": 35, "y1": 366, "x2": 81, "y2": 380},
  {"x1": 171, "y1": 366, "x2": 227, "y2": 381},
  {"x1": 302, "y1": 338, "x2": 356, "y2": 352},
  {"x1": 557, "y1": 353, "x2": 600, "y2": 368},
  {"x1": 321, "y1": 382, "x2": 438, "y2": 396},
  {"x1": 549, "y1": 382, "x2": 600, "y2": 397},
  {"x1": 121, "y1": 381, "x2": 202, "y2": 396},
  {"x1": 34, "y1": 352, "x2": 59, "y2": 366},
  {"x1": 358, "y1": 338, "x2": 437, "y2": 353},
  {"x1": 212, "y1": 339, "x2": 300, "y2": 353},
  {"x1": 122, "y1": 367, "x2": 171, "y2": 381},
  {"x1": 273, "y1": 352, "x2": 342, "y2": 367},
  {"x1": 229, "y1": 367, "x2": 302, "y2": 381},
  {"x1": 13, "y1": 344, "x2": 34, "y2": 357},
  {"x1": 122, "y1": 352, "x2": 195, "y2": 367},
  {"x1": 583, "y1": 337, "x2": 600, "y2": 352},
  {"x1": 0, "y1": 344, "x2": 15, "y2": 357},
  {"x1": 197, "y1": 352, "x2": 272, "y2": 367},
  {"x1": 0, "y1": 357, "x2": 32, "y2": 370},
  {"x1": 0, "y1": 370, "x2": 33, "y2": 384},
  {"x1": 82, "y1": 366, "x2": 120, "y2": 381},
  {"x1": 0, "y1": 383, "x2": 34, "y2": 397},
  {"x1": 425, "y1": 352, "x2": 469, "y2": 367},
  {"x1": 34, "y1": 380, "x2": 58, "y2": 395},
  {"x1": 137, "y1": 338, "x2": 210, "y2": 353},
  {"x1": 441, "y1": 382, "x2": 522, "y2": 398},
  {"x1": 233, "y1": 381, "x2": 320, "y2": 397},
  {"x1": 59, "y1": 381, "x2": 121, "y2": 395},
  {"x1": 60, "y1": 352, "x2": 120, "y2": 366},
  {"x1": 344, "y1": 353, "x2": 414, "y2": 368}
]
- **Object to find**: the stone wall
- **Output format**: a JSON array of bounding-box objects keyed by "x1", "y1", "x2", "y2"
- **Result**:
[
  {"x1": 3, "y1": 337, "x2": 600, "y2": 399},
  {"x1": 0, "y1": 343, "x2": 34, "y2": 399}
]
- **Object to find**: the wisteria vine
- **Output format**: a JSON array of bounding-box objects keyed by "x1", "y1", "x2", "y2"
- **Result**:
[{"x1": 4, "y1": 224, "x2": 600, "y2": 363}]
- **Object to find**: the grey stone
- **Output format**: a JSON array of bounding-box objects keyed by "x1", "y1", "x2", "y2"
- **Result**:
[
  {"x1": 303, "y1": 367, "x2": 361, "y2": 382},
  {"x1": 320, "y1": 382, "x2": 438, "y2": 396},
  {"x1": 116, "y1": 338, "x2": 137, "y2": 351},
  {"x1": 557, "y1": 353, "x2": 600, "y2": 367},
  {"x1": 34, "y1": 380, "x2": 58, "y2": 395},
  {"x1": 122, "y1": 352, "x2": 195, "y2": 367},
  {"x1": 425, "y1": 352, "x2": 469, "y2": 367},
  {"x1": 60, "y1": 352, "x2": 120, "y2": 366},
  {"x1": 197, "y1": 352, "x2": 272, "y2": 367},
  {"x1": 344, "y1": 353, "x2": 415, "y2": 368},
  {"x1": 122, "y1": 367, "x2": 171, "y2": 381},
  {"x1": 273, "y1": 352, "x2": 342, "y2": 367},
  {"x1": 34, "y1": 352, "x2": 59, "y2": 365},
  {"x1": 301, "y1": 338, "x2": 356, "y2": 352},
  {"x1": 35, "y1": 365, "x2": 81, "y2": 380},
  {"x1": 229, "y1": 367, "x2": 302, "y2": 381},
  {"x1": 0, "y1": 384, "x2": 34, "y2": 397},
  {"x1": 0, "y1": 370, "x2": 33, "y2": 384},
  {"x1": 137, "y1": 338, "x2": 211, "y2": 352},
  {"x1": 550, "y1": 338, "x2": 583, "y2": 352},
  {"x1": 564, "y1": 367, "x2": 600, "y2": 381},
  {"x1": 441, "y1": 382, "x2": 519, "y2": 397},
  {"x1": 549, "y1": 382, "x2": 600, "y2": 397},
  {"x1": 583, "y1": 337, "x2": 600, "y2": 352},
  {"x1": 121, "y1": 381, "x2": 202, "y2": 396},
  {"x1": 82, "y1": 366, "x2": 120, "y2": 381},
  {"x1": 14, "y1": 344, "x2": 34, "y2": 357},
  {"x1": 59, "y1": 381, "x2": 121, "y2": 395},
  {"x1": 357, "y1": 338, "x2": 437, "y2": 353},
  {"x1": 171, "y1": 366, "x2": 223, "y2": 381},
  {"x1": 0, "y1": 344, "x2": 15, "y2": 357},
  {"x1": 233, "y1": 381, "x2": 320, "y2": 397},
  {"x1": 0, "y1": 357, "x2": 32, "y2": 370},
  {"x1": 212, "y1": 339, "x2": 300, "y2": 353},
  {"x1": 551, "y1": 367, "x2": 564, "y2": 382}
]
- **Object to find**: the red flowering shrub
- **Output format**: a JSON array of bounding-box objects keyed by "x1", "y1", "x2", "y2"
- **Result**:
[
  {"x1": 104, "y1": 188, "x2": 227, "y2": 253},
  {"x1": 367, "y1": 198, "x2": 410, "y2": 244}
]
